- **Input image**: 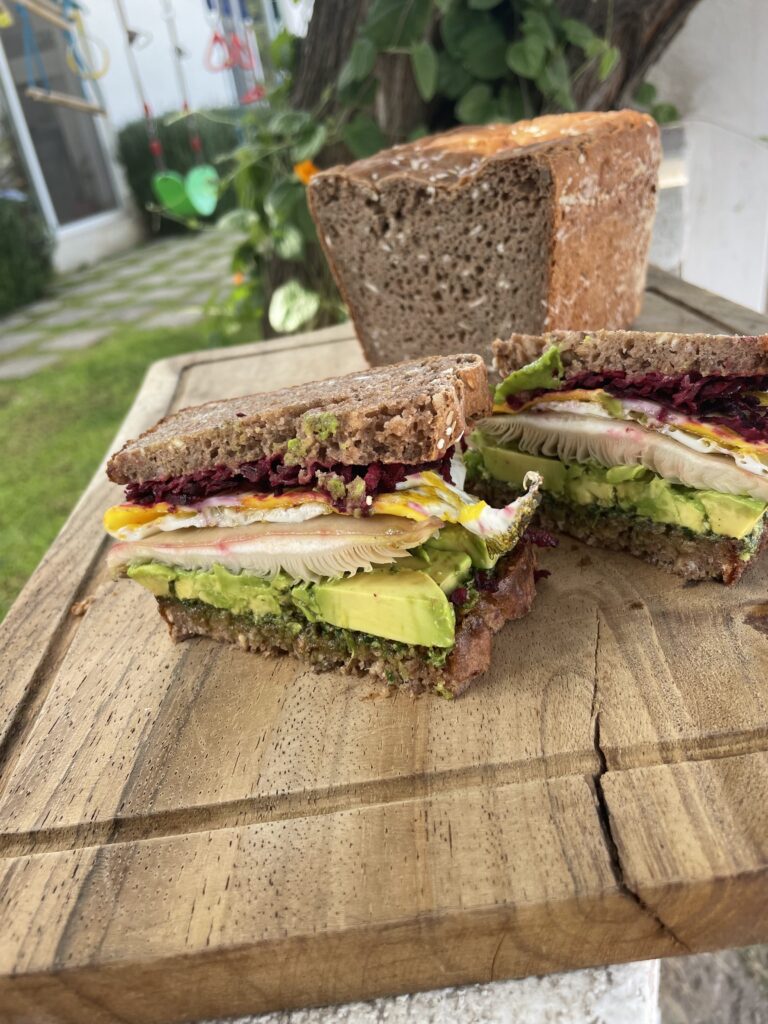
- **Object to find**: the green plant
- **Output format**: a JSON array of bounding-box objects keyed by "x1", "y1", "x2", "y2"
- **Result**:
[
  {"x1": 338, "y1": 0, "x2": 621, "y2": 142},
  {"x1": 0, "y1": 198, "x2": 52, "y2": 316},
  {"x1": 116, "y1": 109, "x2": 241, "y2": 235},
  {"x1": 633, "y1": 81, "x2": 680, "y2": 125}
]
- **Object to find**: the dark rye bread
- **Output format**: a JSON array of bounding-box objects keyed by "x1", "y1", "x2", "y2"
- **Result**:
[
  {"x1": 308, "y1": 111, "x2": 660, "y2": 365},
  {"x1": 157, "y1": 543, "x2": 537, "y2": 698},
  {"x1": 494, "y1": 330, "x2": 768, "y2": 379},
  {"x1": 474, "y1": 477, "x2": 767, "y2": 585},
  {"x1": 108, "y1": 354, "x2": 489, "y2": 485}
]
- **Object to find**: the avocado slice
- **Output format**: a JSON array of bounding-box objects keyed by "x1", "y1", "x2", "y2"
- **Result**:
[
  {"x1": 173, "y1": 563, "x2": 287, "y2": 619},
  {"x1": 397, "y1": 546, "x2": 473, "y2": 592},
  {"x1": 127, "y1": 562, "x2": 175, "y2": 597},
  {"x1": 424, "y1": 522, "x2": 497, "y2": 569},
  {"x1": 475, "y1": 441, "x2": 568, "y2": 494},
  {"x1": 698, "y1": 491, "x2": 767, "y2": 539},
  {"x1": 308, "y1": 569, "x2": 456, "y2": 648}
]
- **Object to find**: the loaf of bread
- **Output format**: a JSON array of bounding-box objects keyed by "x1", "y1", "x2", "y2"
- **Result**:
[{"x1": 308, "y1": 111, "x2": 660, "y2": 365}]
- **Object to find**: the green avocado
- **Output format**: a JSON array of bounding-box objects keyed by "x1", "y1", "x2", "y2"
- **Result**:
[
  {"x1": 173, "y1": 563, "x2": 288, "y2": 619},
  {"x1": 567, "y1": 463, "x2": 615, "y2": 507},
  {"x1": 424, "y1": 522, "x2": 497, "y2": 569},
  {"x1": 471, "y1": 439, "x2": 767, "y2": 540},
  {"x1": 126, "y1": 562, "x2": 175, "y2": 596},
  {"x1": 300, "y1": 569, "x2": 456, "y2": 648},
  {"x1": 476, "y1": 441, "x2": 567, "y2": 493},
  {"x1": 396, "y1": 547, "x2": 472, "y2": 593},
  {"x1": 698, "y1": 491, "x2": 766, "y2": 539}
]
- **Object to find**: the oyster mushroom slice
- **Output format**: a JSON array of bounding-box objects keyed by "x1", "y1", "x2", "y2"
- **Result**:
[
  {"x1": 478, "y1": 412, "x2": 768, "y2": 502},
  {"x1": 108, "y1": 514, "x2": 444, "y2": 584}
]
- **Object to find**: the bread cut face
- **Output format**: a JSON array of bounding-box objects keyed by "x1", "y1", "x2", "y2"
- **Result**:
[{"x1": 309, "y1": 111, "x2": 660, "y2": 365}]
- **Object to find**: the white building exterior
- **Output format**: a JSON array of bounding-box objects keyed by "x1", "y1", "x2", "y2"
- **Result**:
[
  {"x1": 649, "y1": 0, "x2": 768, "y2": 313},
  {"x1": 0, "y1": 0, "x2": 312, "y2": 273}
]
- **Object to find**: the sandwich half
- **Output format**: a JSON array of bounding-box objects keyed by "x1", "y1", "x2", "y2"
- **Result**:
[
  {"x1": 104, "y1": 355, "x2": 544, "y2": 697},
  {"x1": 466, "y1": 331, "x2": 768, "y2": 583}
]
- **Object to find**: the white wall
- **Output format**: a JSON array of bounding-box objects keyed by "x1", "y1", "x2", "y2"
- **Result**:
[
  {"x1": 649, "y1": 0, "x2": 768, "y2": 312},
  {"x1": 83, "y1": 0, "x2": 238, "y2": 128}
]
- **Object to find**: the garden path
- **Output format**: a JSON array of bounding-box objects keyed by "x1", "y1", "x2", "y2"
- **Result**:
[{"x1": 0, "y1": 230, "x2": 234, "y2": 379}]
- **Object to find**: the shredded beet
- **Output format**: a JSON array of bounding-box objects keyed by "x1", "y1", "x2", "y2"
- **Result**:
[
  {"x1": 450, "y1": 587, "x2": 468, "y2": 607},
  {"x1": 507, "y1": 370, "x2": 768, "y2": 443},
  {"x1": 524, "y1": 527, "x2": 558, "y2": 548},
  {"x1": 126, "y1": 447, "x2": 455, "y2": 508}
]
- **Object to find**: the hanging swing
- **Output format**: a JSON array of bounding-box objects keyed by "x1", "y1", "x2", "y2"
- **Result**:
[
  {"x1": 204, "y1": 0, "x2": 265, "y2": 105},
  {"x1": 113, "y1": 0, "x2": 219, "y2": 219},
  {"x1": 14, "y1": 0, "x2": 105, "y2": 114},
  {"x1": 161, "y1": 0, "x2": 219, "y2": 216}
]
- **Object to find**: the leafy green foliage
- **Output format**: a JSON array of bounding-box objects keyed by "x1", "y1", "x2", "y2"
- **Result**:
[
  {"x1": 341, "y1": 0, "x2": 621, "y2": 127},
  {"x1": 411, "y1": 40, "x2": 439, "y2": 100},
  {"x1": 269, "y1": 280, "x2": 321, "y2": 333},
  {"x1": 633, "y1": 81, "x2": 680, "y2": 125},
  {"x1": 0, "y1": 199, "x2": 52, "y2": 316}
]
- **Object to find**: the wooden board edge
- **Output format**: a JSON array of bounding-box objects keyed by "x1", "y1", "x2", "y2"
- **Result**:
[
  {"x1": 0, "y1": 891, "x2": 676, "y2": 1024},
  {"x1": 646, "y1": 267, "x2": 768, "y2": 334}
]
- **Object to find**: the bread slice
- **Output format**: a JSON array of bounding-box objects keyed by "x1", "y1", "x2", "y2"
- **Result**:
[
  {"x1": 108, "y1": 354, "x2": 489, "y2": 485},
  {"x1": 493, "y1": 330, "x2": 768, "y2": 379},
  {"x1": 473, "y1": 478, "x2": 767, "y2": 584},
  {"x1": 308, "y1": 111, "x2": 660, "y2": 365},
  {"x1": 156, "y1": 543, "x2": 538, "y2": 698}
]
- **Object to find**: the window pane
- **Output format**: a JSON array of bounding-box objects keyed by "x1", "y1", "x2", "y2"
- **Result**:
[{"x1": 1, "y1": 11, "x2": 117, "y2": 224}]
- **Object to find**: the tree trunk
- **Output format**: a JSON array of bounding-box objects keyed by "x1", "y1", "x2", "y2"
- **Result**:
[{"x1": 561, "y1": 0, "x2": 703, "y2": 109}]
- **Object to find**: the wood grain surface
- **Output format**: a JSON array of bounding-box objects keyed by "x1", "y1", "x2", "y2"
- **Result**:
[{"x1": 1, "y1": 274, "x2": 768, "y2": 1023}]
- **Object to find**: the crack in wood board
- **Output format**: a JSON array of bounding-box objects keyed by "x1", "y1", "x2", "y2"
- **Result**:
[{"x1": 591, "y1": 713, "x2": 692, "y2": 955}]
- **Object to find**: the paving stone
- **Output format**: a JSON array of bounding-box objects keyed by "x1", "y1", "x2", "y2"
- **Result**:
[
  {"x1": 63, "y1": 280, "x2": 111, "y2": 299},
  {"x1": 143, "y1": 306, "x2": 204, "y2": 329},
  {"x1": 1, "y1": 311, "x2": 36, "y2": 330},
  {"x1": 26, "y1": 299, "x2": 62, "y2": 315},
  {"x1": 142, "y1": 284, "x2": 199, "y2": 302},
  {"x1": 99, "y1": 304, "x2": 157, "y2": 324},
  {"x1": 39, "y1": 306, "x2": 92, "y2": 328},
  {"x1": 0, "y1": 329, "x2": 44, "y2": 355},
  {"x1": 42, "y1": 328, "x2": 109, "y2": 352},
  {"x1": 0, "y1": 354, "x2": 58, "y2": 379}
]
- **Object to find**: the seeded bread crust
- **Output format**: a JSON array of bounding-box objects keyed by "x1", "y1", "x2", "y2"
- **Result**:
[
  {"x1": 156, "y1": 542, "x2": 537, "y2": 698},
  {"x1": 108, "y1": 354, "x2": 489, "y2": 485},
  {"x1": 309, "y1": 111, "x2": 660, "y2": 365},
  {"x1": 493, "y1": 330, "x2": 768, "y2": 379},
  {"x1": 472, "y1": 478, "x2": 767, "y2": 584}
]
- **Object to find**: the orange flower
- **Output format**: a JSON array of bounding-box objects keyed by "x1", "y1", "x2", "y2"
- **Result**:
[
  {"x1": 232, "y1": 271, "x2": 245, "y2": 286},
  {"x1": 294, "y1": 160, "x2": 319, "y2": 185}
]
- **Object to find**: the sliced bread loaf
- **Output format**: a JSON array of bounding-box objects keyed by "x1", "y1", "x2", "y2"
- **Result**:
[
  {"x1": 308, "y1": 111, "x2": 660, "y2": 365},
  {"x1": 493, "y1": 330, "x2": 768, "y2": 378},
  {"x1": 108, "y1": 354, "x2": 490, "y2": 484}
]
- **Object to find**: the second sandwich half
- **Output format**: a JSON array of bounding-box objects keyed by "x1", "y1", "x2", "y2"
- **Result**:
[{"x1": 104, "y1": 355, "x2": 544, "y2": 697}]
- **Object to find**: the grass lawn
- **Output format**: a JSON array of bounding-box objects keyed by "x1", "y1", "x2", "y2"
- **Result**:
[{"x1": 0, "y1": 321, "x2": 249, "y2": 620}]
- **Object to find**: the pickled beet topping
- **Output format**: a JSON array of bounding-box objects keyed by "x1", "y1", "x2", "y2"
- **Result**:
[
  {"x1": 125, "y1": 447, "x2": 456, "y2": 508},
  {"x1": 506, "y1": 370, "x2": 768, "y2": 443}
]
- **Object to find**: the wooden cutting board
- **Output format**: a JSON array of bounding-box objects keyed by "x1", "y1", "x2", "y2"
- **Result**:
[{"x1": 1, "y1": 269, "x2": 768, "y2": 1024}]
